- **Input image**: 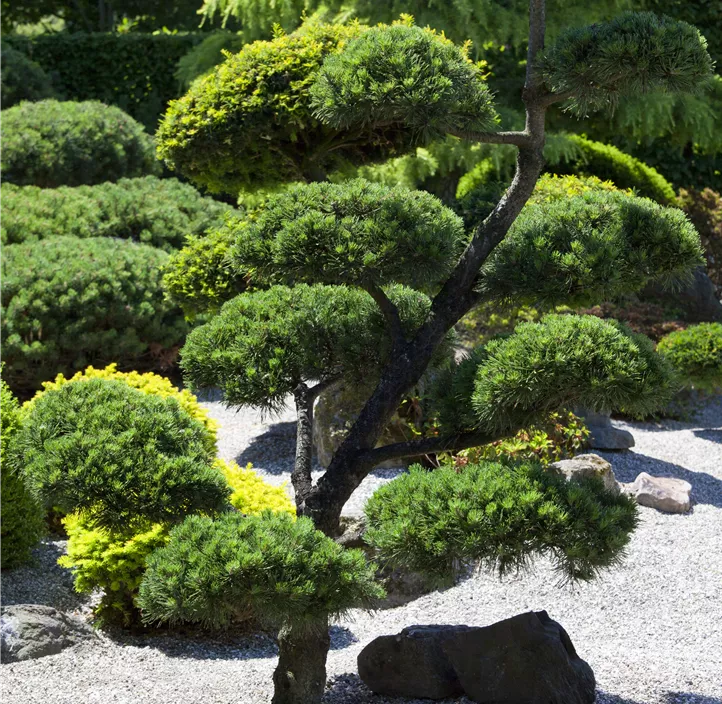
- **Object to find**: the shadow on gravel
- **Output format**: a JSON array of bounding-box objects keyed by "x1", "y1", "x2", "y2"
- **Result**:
[
  {"x1": 600, "y1": 695, "x2": 722, "y2": 704},
  {"x1": 602, "y1": 454, "x2": 722, "y2": 509},
  {"x1": 693, "y1": 428, "x2": 722, "y2": 444},
  {"x1": 329, "y1": 625, "x2": 359, "y2": 650},
  {"x1": 235, "y1": 421, "x2": 299, "y2": 474}
]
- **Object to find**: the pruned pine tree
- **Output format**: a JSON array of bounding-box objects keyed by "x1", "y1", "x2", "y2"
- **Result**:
[{"x1": 140, "y1": 6, "x2": 711, "y2": 703}]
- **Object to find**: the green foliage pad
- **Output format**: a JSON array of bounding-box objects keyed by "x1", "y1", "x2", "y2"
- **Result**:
[
  {"x1": 365, "y1": 461, "x2": 638, "y2": 583},
  {"x1": 657, "y1": 323, "x2": 722, "y2": 391}
]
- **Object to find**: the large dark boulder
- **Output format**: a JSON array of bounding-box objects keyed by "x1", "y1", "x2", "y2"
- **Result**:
[
  {"x1": 358, "y1": 611, "x2": 596, "y2": 704},
  {"x1": 641, "y1": 267, "x2": 722, "y2": 323}
]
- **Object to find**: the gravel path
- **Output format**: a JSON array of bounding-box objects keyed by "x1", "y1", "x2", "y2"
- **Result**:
[{"x1": 3, "y1": 395, "x2": 721, "y2": 704}]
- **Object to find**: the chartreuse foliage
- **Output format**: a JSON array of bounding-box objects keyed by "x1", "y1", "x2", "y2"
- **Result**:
[
  {"x1": 1, "y1": 101, "x2": 159, "y2": 188},
  {"x1": 231, "y1": 179, "x2": 466, "y2": 289},
  {"x1": 1, "y1": 377, "x2": 44, "y2": 569},
  {"x1": 138, "y1": 511, "x2": 384, "y2": 630},
  {"x1": 1, "y1": 178, "x2": 236, "y2": 251},
  {"x1": 310, "y1": 22, "x2": 498, "y2": 140},
  {"x1": 58, "y1": 458, "x2": 293, "y2": 625},
  {"x1": 364, "y1": 461, "x2": 638, "y2": 584},
  {"x1": 25, "y1": 364, "x2": 219, "y2": 454},
  {"x1": 1, "y1": 237, "x2": 186, "y2": 394},
  {"x1": 479, "y1": 190, "x2": 704, "y2": 307},
  {"x1": 0, "y1": 47, "x2": 55, "y2": 109},
  {"x1": 181, "y1": 284, "x2": 445, "y2": 410},
  {"x1": 657, "y1": 323, "x2": 722, "y2": 392},
  {"x1": 162, "y1": 227, "x2": 253, "y2": 317},
  {"x1": 157, "y1": 22, "x2": 367, "y2": 195},
  {"x1": 539, "y1": 12, "x2": 714, "y2": 115},
  {"x1": 17, "y1": 379, "x2": 230, "y2": 531}
]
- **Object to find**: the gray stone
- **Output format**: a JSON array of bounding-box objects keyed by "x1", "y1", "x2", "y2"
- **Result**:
[
  {"x1": 1, "y1": 604, "x2": 96, "y2": 663},
  {"x1": 576, "y1": 409, "x2": 635, "y2": 450},
  {"x1": 358, "y1": 612, "x2": 595, "y2": 704},
  {"x1": 626, "y1": 472, "x2": 692, "y2": 513},
  {"x1": 358, "y1": 624, "x2": 472, "y2": 699},
  {"x1": 641, "y1": 266, "x2": 722, "y2": 324},
  {"x1": 550, "y1": 453, "x2": 620, "y2": 493}
]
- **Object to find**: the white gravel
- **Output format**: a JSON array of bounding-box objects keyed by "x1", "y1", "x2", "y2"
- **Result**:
[{"x1": 2, "y1": 395, "x2": 721, "y2": 704}]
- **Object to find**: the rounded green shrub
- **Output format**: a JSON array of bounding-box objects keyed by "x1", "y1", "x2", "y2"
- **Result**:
[
  {"x1": 1, "y1": 100, "x2": 160, "y2": 188},
  {"x1": 0, "y1": 377, "x2": 44, "y2": 569},
  {"x1": 16, "y1": 378, "x2": 230, "y2": 530},
  {"x1": 310, "y1": 22, "x2": 497, "y2": 140},
  {"x1": 546, "y1": 135, "x2": 676, "y2": 204},
  {"x1": 364, "y1": 461, "x2": 638, "y2": 583},
  {"x1": 656, "y1": 323, "x2": 722, "y2": 392},
  {"x1": 162, "y1": 226, "x2": 253, "y2": 317},
  {"x1": 0, "y1": 47, "x2": 56, "y2": 109},
  {"x1": 231, "y1": 178, "x2": 466, "y2": 290},
  {"x1": 1, "y1": 178, "x2": 237, "y2": 251},
  {"x1": 138, "y1": 511, "x2": 383, "y2": 629},
  {"x1": 181, "y1": 284, "x2": 443, "y2": 410},
  {"x1": 1, "y1": 237, "x2": 187, "y2": 395},
  {"x1": 157, "y1": 22, "x2": 367, "y2": 195}
]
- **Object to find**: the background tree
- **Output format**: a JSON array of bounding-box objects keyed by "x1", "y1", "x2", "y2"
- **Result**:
[{"x1": 141, "y1": 7, "x2": 711, "y2": 704}]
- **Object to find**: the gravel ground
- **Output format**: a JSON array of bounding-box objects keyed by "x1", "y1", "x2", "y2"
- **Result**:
[{"x1": 2, "y1": 395, "x2": 721, "y2": 704}]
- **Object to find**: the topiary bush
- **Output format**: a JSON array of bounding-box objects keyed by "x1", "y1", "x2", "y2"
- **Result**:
[
  {"x1": 677, "y1": 187, "x2": 722, "y2": 288},
  {"x1": 25, "y1": 364, "x2": 219, "y2": 454},
  {"x1": 364, "y1": 461, "x2": 638, "y2": 584},
  {"x1": 138, "y1": 511, "x2": 383, "y2": 630},
  {"x1": 0, "y1": 46, "x2": 56, "y2": 109},
  {"x1": 656, "y1": 323, "x2": 722, "y2": 392},
  {"x1": 1, "y1": 100, "x2": 160, "y2": 188},
  {"x1": 1, "y1": 178, "x2": 237, "y2": 251},
  {"x1": 175, "y1": 31, "x2": 247, "y2": 90},
  {"x1": 0, "y1": 377, "x2": 44, "y2": 570},
  {"x1": 1, "y1": 237, "x2": 187, "y2": 395},
  {"x1": 58, "y1": 458, "x2": 293, "y2": 625},
  {"x1": 16, "y1": 378, "x2": 230, "y2": 531}
]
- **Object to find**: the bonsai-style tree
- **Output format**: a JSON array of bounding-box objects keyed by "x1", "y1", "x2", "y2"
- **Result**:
[{"x1": 140, "y1": 6, "x2": 711, "y2": 703}]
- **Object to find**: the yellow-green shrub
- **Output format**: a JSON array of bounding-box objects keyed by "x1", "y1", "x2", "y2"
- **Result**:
[
  {"x1": 25, "y1": 364, "x2": 218, "y2": 453},
  {"x1": 58, "y1": 459, "x2": 294, "y2": 626}
]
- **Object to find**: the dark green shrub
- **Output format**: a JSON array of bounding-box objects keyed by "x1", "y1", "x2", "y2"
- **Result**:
[
  {"x1": 138, "y1": 511, "x2": 383, "y2": 629},
  {"x1": 1, "y1": 100, "x2": 159, "y2": 188},
  {"x1": 545, "y1": 135, "x2": 676, "y2": 204},
  {"x1": 232, "y1": 179, "x2": 466, "y2": 289},
  {"x1": 5, "y1": 33, "x2": 204, "y2": 130},
  {"x1": 16, "y1": 378, "x2": 230, "y2": 530},
  {"x1": 657, "y1": 323, "x2": 722, "y2": 392},
  {"x1": 677, "y1": 188, "x2": 722, "y2": 288},
  {"x1": 175, "y1": 31, "x2": 247, "y2": 90},
  {"x1": 1, "y1": 237, "x2": 187, "y2": 395},
  {"x1": 0, "y1": 47, "x2": 56, "y2": 109},
  {"x1": 1, "y1": 178, "x2": 236, "y2": 251},
  {"x1": 364, "y1": 461, "x2": 638, "y2": 583},
  {"x1": 0, "y1": 377, "x2": 44, "y2": 569}
]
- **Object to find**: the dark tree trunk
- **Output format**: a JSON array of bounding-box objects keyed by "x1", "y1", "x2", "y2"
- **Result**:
[{"x1": 272, "y1": 616, "x2": 331, "y2": 704}]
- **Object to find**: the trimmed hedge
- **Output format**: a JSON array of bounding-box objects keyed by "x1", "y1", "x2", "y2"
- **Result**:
[
  {"x1": 0, "y1": 377, "x2": 45, "y2": 569},
  {"x1": 1, "y1": 237, "x2": 187, "y2": 395},
  {"x1": 1, "y1": 100, "x2": 159, "y2": 188},
  {"x1": 657, "y1": 323, "x2": 722, "y2": 392},
  {"x1": 0, "y1": 46, "x2": 56, "y2": 109},
  {"x1": 5, "y1": 33, "x2": 205, "y2": 130},
  {"x1": 1, "y1": 178, "x2": 236, "y2": 251}
]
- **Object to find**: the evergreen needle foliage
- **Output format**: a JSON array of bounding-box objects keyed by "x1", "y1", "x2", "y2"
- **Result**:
[
  {"x1": 181, "y1": 284, "x2": 446, "y2": 410},
  {"x1": 310, "y1": 21, "x2": 498, "y2": 141},
  {"x1": 138, "y1": 512, "x2": 384, "y2": 630},
  {"x1": 657, "y1": 323, "x2": 722, "y2": 392},
  {"x1": 231, "y1": 179, "x2": 466, "y2": 289},
  {"x1": 364, "y1": 461, "x2": 638, "y2": 583},
  {"x1": 539, "y1": 12, "x2": 714, "y2": 115},
  {"x1": 17, "y1": 379, "x2": 231, "y2": 530}
]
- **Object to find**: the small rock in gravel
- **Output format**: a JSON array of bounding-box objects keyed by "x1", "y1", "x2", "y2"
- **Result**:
[
  {"x1": 577, "y1": 409, "x2": 635, "y2": 450},
  {"x1": 626, "y1": 472, "x2": 693, "y2": 513},
  {"x1": 1, "y1": 605, "x2": 97, "y2": 663},
  {"x1": 549, "y1": 454, "x2": 620, "y2": 493}
]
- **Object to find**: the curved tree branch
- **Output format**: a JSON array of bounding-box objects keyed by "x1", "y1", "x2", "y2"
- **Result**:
[
  {"x1": 446, "y1": 129, "x2": 533, "y2": 147},
  {"x1": 366, "y1": 284, "x2": 405, "y2": 349}
]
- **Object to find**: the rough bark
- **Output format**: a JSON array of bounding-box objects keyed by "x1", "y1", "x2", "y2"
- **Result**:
[{"x1": 271, "y1": 617, "x2": 331, "y2": 704}]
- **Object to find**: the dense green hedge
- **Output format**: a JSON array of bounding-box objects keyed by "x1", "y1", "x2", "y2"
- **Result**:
[
  {"x1": 1, "y1": 237, "x2": 187, "y2": 395},
  {"x1": 5, "y1": 33, "x2": 205, "y2": 130},
  {"x1": 1, "y1": 178, "x2": 236, "y2": 251},
  {"x1": 657, "y1": 323, "x2": 722, "y2": 392},
  {"x1": 0, "y1": 46, "x2": 56, "y2": 109},
  {"x1": 2, "y1": 100, "x2": 159, "y2": 188}
]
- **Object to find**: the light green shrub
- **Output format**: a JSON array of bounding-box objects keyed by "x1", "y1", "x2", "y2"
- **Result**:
[{"x1": 657, "y1": 323, "x2": 722, "y2": 392}]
